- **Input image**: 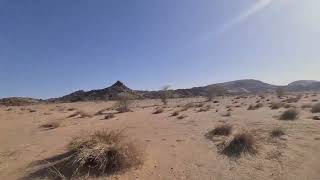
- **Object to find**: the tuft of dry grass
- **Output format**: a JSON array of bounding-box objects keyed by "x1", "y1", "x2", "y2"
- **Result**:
[
  {"x1": 222, "y1": 112, "x2": 231, "y2": 117},
  {"x1": 311, "y1": 103, "x2": 320, "y2": 113},
  {"x1": 312, "y1": 116, "x2": 320, "y2": 120},
  {"x1": 218, "y1": 131, "x2": 257, "y2": 158},
  {"x1": 39, "y1": 122, "x2": 60, "y2": 130},
  {"x1": 104, "y1": 113, "x2": 115, "y2": 120},
  {"x1": 270, "y1": 102, "x2": 284, "y2": 110},
  {"x1": 180, "y1": 102, "x2": 195, "y2": 112},
  {"x1": 153, "y1": 107, "x2": 164, "y2": 114},
  {"x1": 279, "y1": 108, "x2": 299, "y2": 120},
  {"x1": 68, "y1": 110, "x2": 93, "y2": 118},
  {"x1": 301, "y1": 104, "x2": 312, "y2": 109},
  {"x1": 206, "y1": 125, "x2": 232, "y2": 138},
  {"x1": 198, "y1": 105, "x2": 211, "y2": 112},
  {"x1": 247, "y1": 103, "x2": 263, "y2": 110},
  {"x1": 67, "y1": 130, "x2": 143, "y2": 177},
  {"x1": 171, "y1": 111, "x2": 179, "y2": 116},
  {"x1": 271, "y1": 128, "x2": 285, "y2": 138},
  {"x1": 177, "y1": 115, "x2": 186, "y2": 119}
]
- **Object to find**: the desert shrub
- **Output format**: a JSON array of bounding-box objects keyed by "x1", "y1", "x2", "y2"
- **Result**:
[
  {"x1": 153, "y1": 107, "x2": 164, "y2": 114},
  {"x1": 222, "y1": 112, "x2": 231, "y2": 117},
  {"x1": 276, "y1": 87, "x2": 286, "y2": 98},
  {"x1": 95, "y1": 108, "x2": 108, "y2": 116},
  {"x1": 271, "y1": 128, "x2": 285, "y2": 138},
  {"x1": 270, "y1": 102, "x2": 284, "y2": 110},
  {"x1": 115, "y1": 93, "x2": 132, "y2": 113},
  {"x1": 301, "y1": 104, "x2": 312, "y2": 109},
  {"x1": 40, "y1": 122, "x2": 60, "y2": 130},
  {"x1": 279, "y1": 109, "x2": 299, "y2": 120},
  {"x1": 171, "y1": 111, "x2": 179, "y2": 116},
  {"x1": 284, "y1": 95, "x2": 302, "y2": 103},
  {"x1": 160, "y1": 85, "x2": 170, "y2": 105},
  {"x1": 206, "y1": 125, "x2": 232, "y2": 138},
  {"x1": 198, "y1": 105, "x2": 211, "y2": 112},
  {"x1": 213, "y1": 100, "x2": 219, "y2": 104},
  {"x1": 29, "y1": 109, "x2": 37, "y2": 113},
  {"x1": 218, "y1": 131, "x2": 257, "y2": 157},
  {"x1": 180, "y1": 102, "x2": 195, "y2": 111},
  {"x1": 247, "y1": 103, "x2": 263, "y2": 110},
  {"x1": 67, "y1": 130, "x2": 143, "y2": 177},
  {"x1": 68, "y1": 111, "x2": 93, "y2": 118},
  {"x1": 313, "y1": 116, "x2": 320, "y2": 120},
  {"x1": 205, "y1": 85, "x2": 226, "y2": 102},
  {"x1": 104, "y1": 113, "x2": 115, "y2": 120},
  {"x1": 312, "y1": 99, "x2": 318, "y2": 102},
  {"x1": 67, "y1": 108, "x2": 76, "y2": 111},
  {"x1": 311, "y1": 103, "x2": 320, "y2": 113},
  {"x1": 177, "y1": 115, "x2": 186, "y2": 119}
]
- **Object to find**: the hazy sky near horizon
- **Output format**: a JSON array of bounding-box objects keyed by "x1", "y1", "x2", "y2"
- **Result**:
[{"x1": 1, "y1": 0, "x2": 319, "y2": 98}]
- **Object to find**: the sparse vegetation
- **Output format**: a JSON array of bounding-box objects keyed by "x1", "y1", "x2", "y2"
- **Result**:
[
  {"x1": 271, "y1": 128, "x2": 285, "y2": 138},
  {"x1": 177, "y1": 115, "x2": 186, "y2": 119},
  {"x1": 171, "y1": 111, "x2": 179, "y2": 116},
  {"x1": 276, "y1": 87, "x2": 286, "y2": 98},
  {"x1": 206, "y1": 125, "x2": 232, "y2": 138},
  {"x1": 153, "y1": 107, "x2": 164, "y2": 114},
  {"x1": 198, "y1": 105, "x2": 211, "y2": 112},
  {"x1": 66, "y1": 130, "x2": 143, "y2": 177},
  {"x1": 40, "y1": 122, "x2": 60, "y2": 130},
  {"x1": 247, "y1": 103, "x2": 263, "y2": 110},
  {"x1": 222, "y1": 112, "x2": 231, "y2": 117},
  {"x1": 270, "y1": 102, "x2": 284, "y2": 110},
  {"x1": 313, "y1": 116, "x2": 320, "y2": 120},
  {"x1": 68, "y1": 110, "x2": 93, "y2": 118},
  {"x1": 205, "y1": 85, "x2": 226, "y2": 102},
  {"x1": 301, "y1": 104, "x2": 312, "y2": 109},
  {"x1": 279, "y1": 108, "x2": 299, "y2": 120},
  {"x1": 104, "y1": 113, "x2": 115, "y2": 120},
  {"x1": 218, "y1": 131, "x2": 257, "y2": 158},
  {"x1": 311, "y1": 103, "x2": 320, "y2": 113},
  {"x1": 115, "y1": 93, "x2": 132, "y2": 113},
  {"x1": 160, "y1": 85, "x2": 171, "y2": 105}
]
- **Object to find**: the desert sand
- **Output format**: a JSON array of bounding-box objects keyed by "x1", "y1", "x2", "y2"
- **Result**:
[{"x1": 1, "y1": 94, "x2": 320, "y2": 180}]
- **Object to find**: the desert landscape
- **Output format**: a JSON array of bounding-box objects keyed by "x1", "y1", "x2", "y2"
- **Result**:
[{"x1": 1, "y1": 81, "x2": 320, "y2": 180}]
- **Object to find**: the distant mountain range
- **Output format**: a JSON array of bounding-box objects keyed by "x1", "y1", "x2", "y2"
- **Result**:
[
  {"x1": 47, "y1": 79, "x2": 320, "y2": 103},
  {"x1": 1, "y1": 79, "x2": 320, "y2": 104}
]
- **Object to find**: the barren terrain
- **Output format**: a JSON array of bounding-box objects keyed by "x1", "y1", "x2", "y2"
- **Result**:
[{"x1": 1, "y1": 94, "x2": 320, "y2": 180}]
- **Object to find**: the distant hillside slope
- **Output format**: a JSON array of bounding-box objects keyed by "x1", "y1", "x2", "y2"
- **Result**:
[
  {"x1": 287, "y1": 80, "x2": 320, "y2": 91},
  {"x1": 4, "y1": 79, "x2": 319, "y2": 104}
]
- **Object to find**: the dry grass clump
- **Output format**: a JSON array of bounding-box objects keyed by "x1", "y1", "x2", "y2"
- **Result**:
[
  {"x1": 67, "y1": 130, "x2": 143, "y2": 177},
  {"x1": 218, "y1": 131, "x2": 257, "y2": 158},
  {"x1": 247, "y1": 103, "x2": 263, "y2": 110},
  {"x1": 311, "y1": 103, "x2": 320, "y2": 113},
  {"x1": 39, "y1": 122, "x2": 60, "y2": 130},
  {"x1": 270, "y1": 102, "x2": 284, "y2": 110},
  {"x1": 279, "y1": 108, "x2": 299, "y2": 120},
  {"x1": 271, "y1": 128, "x2": 285, "y2": 138},
  {"x1": 171, "y1": 111, "x2": 179, "y2": 116},
  {"x1": 301, "y1": 104, "x2": 312, "y2": 109},
  {"x1": 222, "y1": 112, "x2": 231, "y2": 117},
  {"x1": 177, "y1": 115, "x2": 186, "y2": 119},
  {"x1": 198, "y1": 105, "x2": 211, "y2": 112},
  {"x1": 312, "y1": 116, "x2": 320, "y2": 120},
  {"x1": 68, "y1": 110, "x2": 93, "y2": 118},
  {"x1": 180, "y1": 102, "x2": 195, "y2": 112},
  {"x1": 104, "y1": 113, "x2": 115, "y2": 120},
  {"x1": 206, "y1": 125, "x2": 232, "y2": 138},
  {"x1": 153, "y1": 107, "x2": 164, "y2": 114},
  {"x1": 284, "y1": 95, "x2": 302, "y2": 103},
  {"x1": 115, "y1": 97, "x2": 131, "y2": 113}
]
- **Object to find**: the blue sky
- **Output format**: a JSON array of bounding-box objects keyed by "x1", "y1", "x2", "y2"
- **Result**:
[{"x1": 1, "y1": 0, "x2": 319, "y2": 98}]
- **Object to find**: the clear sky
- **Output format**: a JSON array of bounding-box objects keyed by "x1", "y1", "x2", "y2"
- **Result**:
[{"x1": 1, "y1": 0, "x2": 319, "y2": 99}]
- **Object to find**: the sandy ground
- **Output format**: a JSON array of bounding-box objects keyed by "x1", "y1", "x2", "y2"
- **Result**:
[{"x1": 0, "y1": 94, "x2": 320, "y2": 180}]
